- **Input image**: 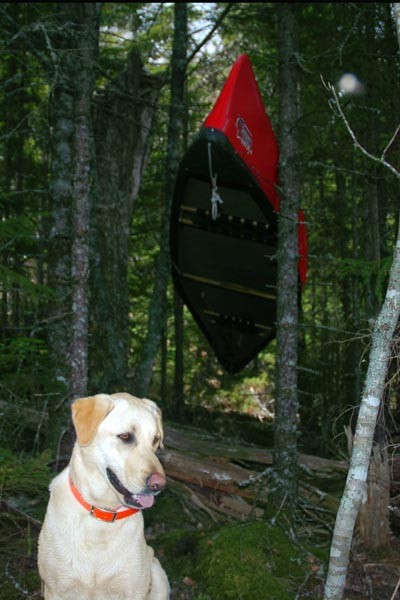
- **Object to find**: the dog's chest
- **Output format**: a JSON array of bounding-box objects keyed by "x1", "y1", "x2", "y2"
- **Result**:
[
  {"x1": 46, "y1": 515, "x2": 152, "y2": 599},
  {"x1": 71, "y1": 517, "x2": 149, "y2": 571}
]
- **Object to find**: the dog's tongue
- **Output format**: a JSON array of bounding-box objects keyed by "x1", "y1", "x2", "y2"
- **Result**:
[{"x1": 134, "y1": 494, "x2": 154, "y2": 509}]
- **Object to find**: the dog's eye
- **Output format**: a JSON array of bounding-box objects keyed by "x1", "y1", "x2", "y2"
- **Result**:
[
  {"x1": 117, "y1": 432, "x2": 134, "y2": 443},
  {"x1": 153, "y1": 435, "x2": 161, "y2": 447}
]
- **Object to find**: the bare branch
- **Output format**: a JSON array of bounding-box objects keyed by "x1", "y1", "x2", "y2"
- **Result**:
[
  {"x1": 381, "y1": 123, "x2": 400, "y2": 162},
  {"x1": 0, "y1": 500, "x2": 42, "y2": 529},
  {"x1": 324, "y1": 77, "x2": 400, "y2": 180},
  {"x1": 186, "y1": 4, "x2": 233, "y2": 65},
  {"x1": 390, "y1": 576, "x2": 400, "y2": 600}
]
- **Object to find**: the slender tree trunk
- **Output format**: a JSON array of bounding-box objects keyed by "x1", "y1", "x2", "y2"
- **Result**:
[
  {"x1": 135, "y1": 2, "x2": 187, "y2": 398},
  {"x1": 272, "y1": 2, "x2": 301, "y2": 506},
  {"x1": 173, "y1": 290, "x2": 184, "y2": 419},
  {"x1": 2, "y1": 28, "x2": 17, "y2": 338},
  {"x1": 324, "y1": 218, "x2": 400, "y2": 599},
  {"x1": 160, "y1": 327, "x2": 168, "y2": 403},
  {"x1": 90, "y1": 49, "x2": 162, "y2": 393},
  {"x1": 70, "y1": 4, "x2": 100, "y2": 400},
  {"x1": 364, "y1": 7, "x2": 382, "y2": 319},
  {"x1": 172, "y1": 74, "x2": 188, "y2": 420},
  {"x1": 47, "y1": 4, "x2": 76, "y2": 398},
  {"x1": 350, "y1": 154, "x2": 362, "y2": 404}
]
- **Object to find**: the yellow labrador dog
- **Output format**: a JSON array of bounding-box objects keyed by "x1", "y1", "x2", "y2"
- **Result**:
[{"x1": 38, "y1": 393, "x2": 169, "y2": 600}]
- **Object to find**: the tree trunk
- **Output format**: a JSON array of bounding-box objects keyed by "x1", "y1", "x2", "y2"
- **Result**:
[
  {"x1": 89, "y1": 49, "x2": 162, "y2": 393},
  {"x1": 272, "y1": 2, "x2": 301, "y2": 506},
  {"x1": 324, "y1": 219, "x2": 400, "y2": 599},
  {"x1": 357, "y1": 444, "x2": 390, "y2": 550},
  {"x1": 172, "y1": 64, "x2": 189, "y2": 421},
  {"x1": 70, "y1": 4, "x2": 100, "y2": 400},
  {"x1": 135, "y1": 2, "x2": 187, "y2": 398},
  {"x1": 47, "y1": 4, "x2": 76, "y2": 399},
  {"x1": 350, "y1": 154, "x2": 362, "y2": 405},
  {"x1": 173, "y1": 290, "x2": 184, "y2": 419}
]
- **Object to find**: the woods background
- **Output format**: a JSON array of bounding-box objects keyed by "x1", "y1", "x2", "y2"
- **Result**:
[{"x1": 1, "y1": 3, "x2": 400, "y2": 599}]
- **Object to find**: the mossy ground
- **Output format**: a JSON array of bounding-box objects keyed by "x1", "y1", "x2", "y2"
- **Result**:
[
  {"x1": 145, "y1": 490, "x2": 325, "y2": 599},
  {"x1": 153, "y1": 521, "x2": 313, "y2": 599}
]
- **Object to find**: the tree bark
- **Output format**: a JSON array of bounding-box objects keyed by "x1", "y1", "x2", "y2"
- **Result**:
[
  {"x1": 90, "y1": 49, "x2": 162, "y2": 393},
  {"x1": 357, "y1": 444, "x2": 390, "y2": 550},
  {"x1": 70, "y1": 4, "x2": 100, "y2": 400},
  {"x1": 172, "y1": 64, "x2": 189, "y2": 420},
  {"x1": 47, "y1": 4, "x2": 77, "y2": 398},
  {"x1": 272, "y1": 2, "x2": 301, "y2": 506},
  {"x1": 135, "y1": 2, "x2": 187, "y2": 398},
  {"x1": 173, "y1": 290, "x2": 184, "y2": 419},
  {"x1": 324, "y1": 220, "x2": 400, "y2": 599}
]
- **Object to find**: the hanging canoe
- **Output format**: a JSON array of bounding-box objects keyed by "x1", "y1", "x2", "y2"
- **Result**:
[{"x1": 170, "y1": 54, "x2": 307, "y2": 374}]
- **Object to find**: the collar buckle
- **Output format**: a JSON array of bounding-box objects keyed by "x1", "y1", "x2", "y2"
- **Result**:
[{"x1": 90, "y1": 505, "x2": 118, "y2": 522}]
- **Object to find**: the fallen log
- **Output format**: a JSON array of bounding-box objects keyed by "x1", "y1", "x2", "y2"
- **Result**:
[
  {"x1": 185, "y1": 483, "x2": 265, "y2": 520},
  {"x1": 159, "y1": 441, "x2": 341, "y2": 516},
  {"x1": 164, "y1": 424, "x2": 347, "y2": 474},
  {"x1": 168, "y1": 479, "x2": 264, "y2": 522},
  {"x1": 159, "y1": 449, "x2": 269, "y2": 505}
]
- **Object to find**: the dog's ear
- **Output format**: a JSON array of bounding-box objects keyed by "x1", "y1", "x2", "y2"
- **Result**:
[
  {"x1": 71, "y1": 394, "x2": 114, "y2": 446},
  {"x1": 143, "y1": 398, "x2": 164, "y2": 449}
]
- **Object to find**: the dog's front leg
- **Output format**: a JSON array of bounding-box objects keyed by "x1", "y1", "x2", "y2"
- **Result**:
[{"x1": 148, "y1": 557, "x2": 170, "y2": 599}]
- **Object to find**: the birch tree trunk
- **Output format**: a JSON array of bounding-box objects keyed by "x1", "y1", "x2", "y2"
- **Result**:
[
  {"x1": 272, "y1": 2, "x2": 301, "y2": 506},
  {"x1": 324, "y1": 7, "x2": 400, "y2": 595},
  {"x1": 135, "y1": 2, "x2": 187, "y2": 398},
  {"x1": 324, "y1": 218, "x2": 400, "y2": 600},
  {"x1": 70, "y1": 4, "x2": 100, "y2": 400}
]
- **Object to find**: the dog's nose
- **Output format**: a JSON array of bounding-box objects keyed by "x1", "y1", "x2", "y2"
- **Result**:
[{"x1": 147, "y1": 473, "x2": 166, "y2": 492}]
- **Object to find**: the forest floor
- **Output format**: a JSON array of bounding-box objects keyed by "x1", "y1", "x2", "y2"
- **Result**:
[{"x1": 1, "y1": 419, "x2": 399, "y2": 599}]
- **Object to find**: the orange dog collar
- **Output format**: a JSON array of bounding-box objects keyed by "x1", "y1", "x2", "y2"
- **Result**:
[{"x1": 69, "y1": 476, "x2": 139, "y2": 522}]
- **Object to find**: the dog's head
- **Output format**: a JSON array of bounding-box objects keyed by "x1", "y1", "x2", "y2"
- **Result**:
[{"x1": 71, "y1": 393, "x2": 166, "y2": 510}]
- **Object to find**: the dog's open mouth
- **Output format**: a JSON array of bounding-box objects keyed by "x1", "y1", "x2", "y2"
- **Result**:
[{"x1": 106, "y1": 468, "x2": 154, "y2": 510}]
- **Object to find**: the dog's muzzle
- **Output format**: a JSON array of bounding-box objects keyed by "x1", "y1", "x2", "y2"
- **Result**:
[{"x1": 106, "y1": 468, "x2": 166, "y2": 509}]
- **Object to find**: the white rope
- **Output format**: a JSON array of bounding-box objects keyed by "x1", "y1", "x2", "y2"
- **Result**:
[{"x1": 207, "y1": 142, "x2": 223, "y2": 220}]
